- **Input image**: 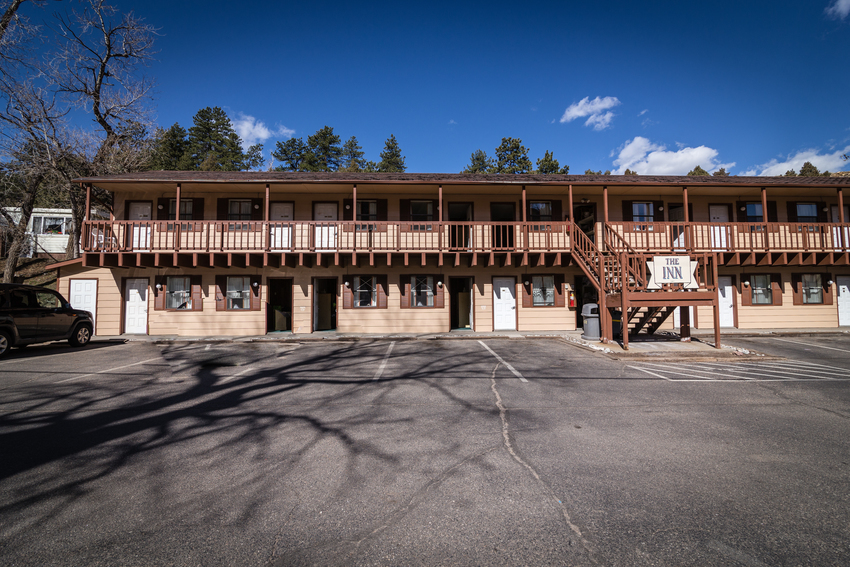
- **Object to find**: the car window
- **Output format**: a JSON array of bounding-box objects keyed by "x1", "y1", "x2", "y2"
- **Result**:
[
  {"x1": 9, "y1": 290, "x2": 35, "y2": 309},
  {"x1": 0, "y1": 290, "x2": 7, "y2": 308},
  {"x1": 35, "y1": 291, "x2": 62, "y2": 309}
]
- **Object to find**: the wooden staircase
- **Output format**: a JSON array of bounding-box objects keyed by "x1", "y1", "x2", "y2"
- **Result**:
[{"x1": 626, "y1": 306, "x2": 677, "y2": 335}]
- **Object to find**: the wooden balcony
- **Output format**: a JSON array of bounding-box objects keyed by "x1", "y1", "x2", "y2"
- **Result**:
[
  {"x1": 605, "y1": 222, "x2": 850, "y2": 254},
  {"x1": 80, "y1": 221, "x2": 574, "y2": 267}
]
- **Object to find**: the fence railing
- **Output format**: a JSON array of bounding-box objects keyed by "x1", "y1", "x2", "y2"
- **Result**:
[
  {"x1": 605, "y1": 222, "x2": 850, "y2": 253},
  {"x1": 81, "y1": 220, "x2": 574, "y2": 254}
]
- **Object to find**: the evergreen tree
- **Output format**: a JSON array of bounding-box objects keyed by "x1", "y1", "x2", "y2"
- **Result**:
[
  {"x1": 584, "y1": 169, "x2": 611, "y2": 175},
  {"x1": 712, "y1": 167, "x2": 730, "y2": 176},
  {"x1": 272, "y1": 137, "x2": 309, "y2": 171},
  {"x1": 149, "y1": 123, "x2": 190, "y2": 170},
  {"x1": 493, "y1": 137, "x2": 532, "y2": 174},
  {"x1": 243, "y1": 144, "x2": 266, "y2": 171},
  {"x1": 363, "y1": 160, "x2": 379, "y2": 172},
  {"x1": 687, "y1": 165, "x2": 710, "y2": 176},
  {"x1": 462, "y1": 149, "x2": 494, "y2": 174},
  {"x1": 784, "y1": 169, "x2": 797, "y2": 176},
  {"x1": 183, "y1": 107, "x2": 247, "y2": 171},
  {"x1": 536, "y1": 151, "x2": 560, "y2": 174},
  {"x1": 378, "y1": 134, "x2": 406, "y2": 172},
  {"x1": 340, "y1": 136, "x2": 366, "y2": 172},
  {"x1": 305, "y1": 126, "x2": 343, "y2": 172},
  {"x1": 799, "y1": 161, "x2": 821, "y2": 177},
  {"x1": 623, "y1": 168, "x2": 639, "y2": 175}
]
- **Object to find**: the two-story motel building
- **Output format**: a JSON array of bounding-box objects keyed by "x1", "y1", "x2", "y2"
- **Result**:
[{"x1": 48, "y1": 172, "x2": 850, "y2": 346}]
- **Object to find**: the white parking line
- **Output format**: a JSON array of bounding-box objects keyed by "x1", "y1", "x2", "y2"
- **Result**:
[
  {"x1": 219, "y1": 367, "x2": 253, "y2": 384},
  {"x1": 373, "y1": 341, "x2": 396, "y2": 380},
  {"x1": 628, "y1": 365, "x2": 674, "y2": 381},
  {"x1": 478, "y1": 341, "x2": 528, "y2": 383},
  {"x1": 690, "y1": 362, "x2": 811, "y2": 380},
  {"x1": 0, "y1": 346, "x2": 107, "y2": 366},
  {"x1": 636, "y1": 362, "x2": 752, "y2": 381},
  {"x1": 771, "y1": 337, "x2": 850, "y2": 353},
  {"x1": 55, "y1": 358, "x2": 163, "y2": 383}
]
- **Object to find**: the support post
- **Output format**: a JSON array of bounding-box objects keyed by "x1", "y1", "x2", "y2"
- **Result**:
[
  {"x1": 438, "y1": 185, "x2": 443, "y2": 251},
  {"x1": 603, "y1": 185, "x2": 609, "y2": 223},
  {"x1": 680, "y1": 307, "x2": 691, "y2": 341},
  {"x1": 265, "y1": 183, "x2": 270, "y2": 251},
  {"x1": 175, "y1": 183, "x2": 181, "y2": 221},
  {"x1": 761, "y1": 186, "x2": 768, "y2": 227},
  {"x1": 84, "y1": 183, "x2": 91, "y2": 222},
  {"x1": 712, "y1": 253, "x2": 721, "y2": 349},
  {"x1": 567, "y1": 184, "x2": 573, "y2": 222},
  {"x1": 521, "y1": 185, "x2": 526, "y2": 222},
  {"x1": 621, "y1": 252, "x2": 629, "y2": 351},
  {"x1": 839, "y1": 187, "x2": 845, "y2": 223},
  {"x1": 352, "y1": 184, "x2": 357, "y2": 224}
]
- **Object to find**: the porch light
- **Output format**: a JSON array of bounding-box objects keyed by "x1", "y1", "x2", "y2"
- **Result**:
[
  {"x1": 345, "y1": 204, "x2": 351, "y2": 209},
  {"x1": 344, "y1": 281, "x2": 350, "y2": 288},
  {"x1": 437, "y1": 281, "x2": 443, "y2": 288},
  {"x1": 742, "y1": 280, "x2": 749, "y2": 286},
  {"x1": 823, "y1": 206, "x2": 829, "y2": 212},
  {"x1": 155, "y1": 283, "x2": 162, "y2": 290},
  {"x1": 658, "y1": 206, "x2": 664, "y2": 211},
  {"x1": 580, "y1": 198, "x2": 590, "y2": 204},
  {"x1": 252, "y1": 281, "x2": 259, "y2": 288},
  {"x1": 254, "y1": 204, "x2": 260, "y2": 209},
  {"x1": 739, "y1": 206, "x2": 746, "y2": 211},
  {"x1": 157, "y1": 204, "x2": 164, "y2": 210},
  {"x1": 828, "y1": 280, "x2": 834, "y2": 286}
]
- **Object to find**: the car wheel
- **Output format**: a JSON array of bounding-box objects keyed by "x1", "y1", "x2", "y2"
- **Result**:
[
  {"x1": 0, "y1": 330, "x2": 11, "y2": 358},
  {"x1": 69, "y1": 324, "x2": 92, "y2": 347}
]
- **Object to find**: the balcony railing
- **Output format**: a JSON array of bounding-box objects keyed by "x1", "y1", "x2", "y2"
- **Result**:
[
  {"x1": 82, "y1": 220, "x2": 573, "y2": 254},
  {"x1": 605, "y1": 222, "x2": 850, "y2": 254}
]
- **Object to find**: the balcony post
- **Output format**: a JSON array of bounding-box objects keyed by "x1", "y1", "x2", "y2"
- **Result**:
[
  {"x1": 438, "y1": 184, "x2": 443, "y2": 251},
  {"x1": 521, "y1": 185, "x2": 527, "y2": 251},
  {"x1": 682, "y1": 185, "x2": 690, "y2": 251},
  {"x1": 265, "y1": 183, "x2": 270, "y2": 251},
  {"x1": 839, "y1": 187, "x2": 845, "y2": 223},
  {"x1": 352, "y1": 184, "x2": 357, "y2": 253},
  {"x1": 175, "y1": 183, "x2": 181, "y2": 252},
  {"x1": 175, "y1": 183, "x2": 181, "y2": 221},
  {"x1": 84, "y1": 183, "x2": 91, "y2": 222},
  {"x1": 603, "y1": 185, "x2": 609, "y2": 223},
  {"x1": 568, "y1": 184, "x2": 573, "y2": 222}
]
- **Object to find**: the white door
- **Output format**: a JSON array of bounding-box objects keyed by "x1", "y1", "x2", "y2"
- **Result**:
[
  {"x1": 70, "y1": 279, "x2": 97, "y2": 334},
  {"x1": 710, "y1": 205, "x2": 729, "y2": 251},
  {"x1": 128, "y1": 201, "x2": 152, "y2": 251},
  {"x1": 314, "y1": 203, "x2": 337, "y2": 250},
  {"x1": 718, "y1": 276, "x2": 735, "y2": 328},
  {"x1": 124, "y1": 278, "x2": 148, "y2": 334},
  {"x1": 838, "y1": 276, "x2": 850, "y2": 327},
  {"x1": 270, "y1": 202, "x2": 293, "y2": 250},
  {"x1": 830, "y1": 205, "x2": 850, "y2": 251},
  {"x1": 493, "y1": 277, "x2": 516, "y2": 331}
]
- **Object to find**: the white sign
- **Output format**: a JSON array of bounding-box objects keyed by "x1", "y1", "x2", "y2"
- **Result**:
[{"x1": 646, "y1": 255, "x2": 698, "y2": 289}]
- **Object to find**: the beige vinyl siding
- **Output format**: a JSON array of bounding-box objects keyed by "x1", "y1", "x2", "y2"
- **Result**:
[{"x1": 57, "y1": 265, "x2": 122, "y2": 336}]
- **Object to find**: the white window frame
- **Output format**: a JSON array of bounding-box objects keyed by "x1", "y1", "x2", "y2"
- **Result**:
[
  {"x1": 411, "y1": 275, "x2": 435, "y2": 307},
  {"x1": 532, "y1": 275, "x2": 555, "y2": 307},
  {"x1": 226, "y1": 276, "x2": 251, "y2": 310},
  {"x1": 354, "y1": 276, "x2": 376, "y2": 307},
  {"x1": 166, "y1": 276, "x2": 193, "y2": 310}
]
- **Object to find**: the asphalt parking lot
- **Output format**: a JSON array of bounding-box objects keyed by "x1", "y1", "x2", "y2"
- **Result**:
[{"x1": 1, "y1": 336, "x2": 849, "y2": 566}]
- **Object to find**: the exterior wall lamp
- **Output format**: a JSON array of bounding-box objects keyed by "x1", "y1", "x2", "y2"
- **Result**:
[{"x1": 344, "y1": 281, "x2": 350, "y2": 288}]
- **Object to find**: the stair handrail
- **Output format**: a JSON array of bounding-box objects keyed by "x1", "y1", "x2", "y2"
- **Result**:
[
  {"x1": 569, "y1": 223, "x2": 603, "y2": 289},
  {"x1": 604, "y1": 223, "x2": 645, "y2": 290}
]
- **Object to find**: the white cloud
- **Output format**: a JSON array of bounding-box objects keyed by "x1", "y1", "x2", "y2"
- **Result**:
[
  {"x1": 612, "y1": 136, "x2": 735, "y2": 175},
  {"x1": 231, "y1": 112, "x2": 295, "y2": 149},
  {"x1": 826, "y1": 0, "x2": 850, "y2": 19},
  {"x1": 746, "y1": 146, "x2": 850, "y2": 176},
  {"x1": 448, "y1": 119, "x2": 457, "y2": 125},
  {"x1": 560, "y1": 96, "x2": 621, "y2": 130},
  {"x1": 638, "y1": 109, "x2": 648, "y2": 116}
]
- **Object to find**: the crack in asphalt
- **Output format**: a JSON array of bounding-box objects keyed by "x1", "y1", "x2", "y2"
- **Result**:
[{"x1": 488, "y1": 362, "x2": 598, "y2": 563}]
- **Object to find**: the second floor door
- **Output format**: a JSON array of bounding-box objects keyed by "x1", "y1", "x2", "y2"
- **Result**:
[{"x1": 313, "y1": 202, "x2": 338, "y2": 250}]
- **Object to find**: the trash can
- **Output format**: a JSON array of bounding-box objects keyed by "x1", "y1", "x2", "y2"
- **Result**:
[{"x1": 581, "y1": 303, "x2": 600, "y2": 341}]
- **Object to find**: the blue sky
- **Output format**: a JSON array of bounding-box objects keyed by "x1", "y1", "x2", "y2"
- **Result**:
[{"x1": 98, "y1": 1, "x2": 850, "y2": 174}]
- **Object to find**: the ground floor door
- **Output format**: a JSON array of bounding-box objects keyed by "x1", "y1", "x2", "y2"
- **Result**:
[
  {"x1": 718, "y1": 276, "x2": 735, "y2": 328},
  {"x1": 70, "y1": 279, "x2": 97, "y2": 334},
  {"x1": 267, "y1": 278, "x2": 292, "y2": 332},
  {"x1": 838, "y1": 276, "x2": 850, "y2": 327},
  {"x1": 313, "y1": 277, "x2": 337, "y2": 331},
  {"x1": 492, "y1": 277, "x2": 516, "y2": 331},
  {"x1": 450, "y1": 277, "x2": 473, "y2": 330},
  {"x1": 673, "y1": 306, "x2": 694, "y2": 329},
  {"x1": 124, "y1": 278, "x2": 148, "y2": 334}
]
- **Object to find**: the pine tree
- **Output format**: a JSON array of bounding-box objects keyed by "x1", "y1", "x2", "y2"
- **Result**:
[
  {"x1": 623, "y1": 168, "x2": 639, "y2": 176},
  {"x1": 149, "y1": 123, "x2": 191, "y2": 170},
  {"x1": 712, "y1": 167, "x2": 730, "y2": 176},
  {"x1": 272, "y1": 137, "x2": 309, "y2": 171},
  {"x1": 183, "y1": 107, "x2": 247, "y2": 171},
  {"x1": 493, "y1": 137, "x2": 532, "y2": 174},
  {"x1": 784, "y1": 169, "x2": 797, "y2": 176},
  {"x1": 340, "y1": 136, "x2": 366, "y2": 172},
  {"x1": 378, "y1": 134, "x2": 406, "y2": 172},
  {"x1": 799, "y1": 161, "x2": 821, "y2": 177},
  {"x1": 687, "y1": 165, "x2": 710, "y2": 176},
  {"x1": 535, "y1": 151, "x2": 560, "y2": 174},
  {"x1": 462, "y1": 149, "x2": 494, "y2": 174},
  {"x1": 305, "y1": 126, "x2": 343, "y2": 172}
]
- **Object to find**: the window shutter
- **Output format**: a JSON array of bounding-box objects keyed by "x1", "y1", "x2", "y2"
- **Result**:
[
  {"x1": 215, "y1": 276, "x2": 226, "y2": 311},
  {"x1": 250, "y1": 199, "x2": 263, "y2": 221},
  {"x1": 399, "y1": 276, "x2": 410, "y2": 308},
  {"x1": 823, "y1": 274, "x2": 834, "y2": 305},
  {"x1": 376, "y1": 199, "x2": 388, "y2": 232},
  {"x1": 791, "y1": 274, "x2": 802, "y2": 305},
  {"x1": 342, "y1": 199, "x2": 353, "y2": 221},
  {"x1": 787, "y1": 201, "x2": 799, "y2": 223},
  {"x1": 551, "y1": 200, "x2": 563, "y2": 223},
  {"x1": 377, "y1": 275, "x2": 388, "y2": 309},
  {"x1": 123, "y1": 200, "x2": 131, "y2": 221},
  {"x1": 522, "y1": 279, "x2": 532, "y2": 308},
  {"x1": 622, "y1": 200, "x2": 633, "y2": 222},
  {"x1": 554, "y1": 274, "x2": 566, "y2": 307},
  {"x1": 153, "y1": 276, "x2": 166, "y2": 310},
  {"x1": 342, "y1": 279, "x2": 353, "y2": 309},
  {"x1": 817, "y1": 205, "x2": 828, "y2": 223},
  {"x1": 157, "y1": 198, "x2": 169, "y2": 221},
  {"x1": 191, "y1": 275, "x2": 203, "y2": 311},
  {"x1": 741, "y1": 279, "x2": 752, "y2": 306},
  {"x1": 770, "y1": 274, "x2": 782, "y2": 306},
  {"x1": 735, "y1": 201, "x2": 746, "y2": 222},
  {"x1": 250, "y1": 275, "x2": 262, "y2": 311},
  {"x1": 399, "y1": 200, "x2": 411, "y2": 221},
  {"x1": 431, "y1": 200, "x2": 440, "y2": 221},
  {"x1": 767, "y1": 201, "x2": 778, "y2": 222},
  {"x1": 434, "y1": 276, "x2": 444, "y2": 308},
  {"x1": 193, "y1": 198, "x2": 205, "y2": 221},
  {"x1": 217, "y1": 198, "x2": 229, "y2": 221},
  {"x1": 653, "y1": 201, "x2": 665, "y2": 222}
]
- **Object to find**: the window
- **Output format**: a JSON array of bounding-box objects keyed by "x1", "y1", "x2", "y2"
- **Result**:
[
  {"x1": 357, "y1": 200, "x2": 377, "y2": 231},
  {"x1": 796, "y1": 203, "x2": 818, "y2": 224},
  {"x1": 228, "y1": 200, "x2": 252, "y2": 220},
  {"x1": 632, "y1": 202, "x2": 654, "y2": 230},
  {"x1": 745, "y1": 203, "x2": 763, "y2": 222},
  {"x1": 410, "y1": 200, "x2": 434, "y2": 231},
  {"x1": 532, "y1": 276, "x2": 555, "y2": 306},
  {"x1": 411, "y1": 276, "x2": 435, "y2": 307},
  {"x1": 529, "y1": 201, "x2": 552, "y2": 231},
  {"x1": 169, "y1": 199, "x2": 194, "y2": 220},
  {"x1": 35, "y1": 290, "x2": 62, "y2": 309},
  {"x1": 166, "y1": 276, "x2": 193, "y2": 310},
  {"x1": 750, "y1": 274, "x2": 772, "y2": 305},
  {"x1": 354, "y1": 276, "x2": 376, "y2": 307},
  {"x1": 801, "y1": 274, "x2": 823, "y2": 304},
  {"x1": 34, "y1": 216, "x2": 71, "y2": 235},
  {"x1": 226, "y1": 276, "x2": 251, "y2": 309}
]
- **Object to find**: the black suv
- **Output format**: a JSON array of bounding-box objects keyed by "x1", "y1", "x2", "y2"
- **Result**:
[{"x1": 0, "y1": 283, "x2": 94, "y2": 357}]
